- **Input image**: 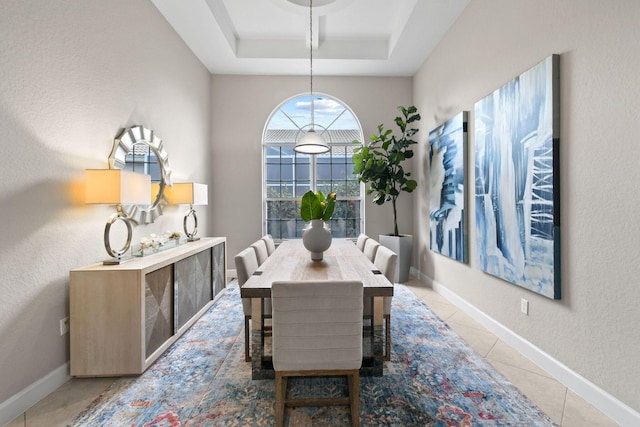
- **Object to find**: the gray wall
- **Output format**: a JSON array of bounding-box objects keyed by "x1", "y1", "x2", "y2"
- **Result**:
[
  {"x1": 0, "y1": 0, "x2": 211, "y2": 404},
  {"x1": 413, "y1": 0, "x2": 640, "y2": 412},
  {"x1": 210, "y1": 75, "x2": 413, "y2": 268}
]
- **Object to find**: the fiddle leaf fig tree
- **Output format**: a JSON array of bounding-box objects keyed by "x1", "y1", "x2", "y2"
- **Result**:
[{"x1": 352, "y1": 105, "x2": 421, "y2": 236}]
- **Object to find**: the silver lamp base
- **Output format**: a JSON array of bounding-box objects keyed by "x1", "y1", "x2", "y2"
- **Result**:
[
  {"x1": 103, "y1": 256, "x2": 136, "y2": 265},
  {"x1": 184, "y1": 206, "x2": 200, "y2": 242},
  {"x1": 103, "y1": 208, "x2": 135, "y2": 265}
]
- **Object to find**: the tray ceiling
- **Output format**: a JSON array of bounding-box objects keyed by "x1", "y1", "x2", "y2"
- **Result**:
[{"x1": 151, "y1": 0, "x2": 469, "y2": 76}]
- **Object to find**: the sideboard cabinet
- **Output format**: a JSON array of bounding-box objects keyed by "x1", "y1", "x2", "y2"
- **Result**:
[{"x1": 70, "y1": 237, "x2": 226, "y2": 377}]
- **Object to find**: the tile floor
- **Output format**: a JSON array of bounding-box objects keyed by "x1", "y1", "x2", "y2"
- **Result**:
[
  {"x1": 7, "y1": 278, "x2": 619, "y2": 427},
  {"x1": 402, "y1": 278, "x2": 619, "y2": 427}
]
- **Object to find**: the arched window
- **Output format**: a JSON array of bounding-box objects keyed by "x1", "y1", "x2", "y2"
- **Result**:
[{"x1": 263, "y1": 93, "x2": 364, "y2": 241}]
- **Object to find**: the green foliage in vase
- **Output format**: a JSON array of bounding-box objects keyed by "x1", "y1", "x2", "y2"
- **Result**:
[
  {"x1": 300, "y1": 190, "x2": 337, "y2": 222},
  {"x1": 352, "y1": 105, "x2": 421, "y2": 236}
]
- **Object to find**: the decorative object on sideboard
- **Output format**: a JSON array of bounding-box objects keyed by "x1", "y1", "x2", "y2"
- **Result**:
[
  {"x1": 131, "y1": 231, "x2": 186, "y2": 257},
  {"x1": 293, "y1": 0, "x2": 330, "y2": 155},
  {"x1": 163, "y1": 182, "x2": 209, "y2": 242},
  {"x1": 300, "y1": 190, "x2": 336, "y2": 260},
  {"x1": 85, "y1": 169, "x2": 151, "y2": 265},
  {"x1": 109, "y1": 125, "x2": 172, "y2": 224},
  {"x1": 352, "y1": 106, "x2": 421, "y2": 282}
]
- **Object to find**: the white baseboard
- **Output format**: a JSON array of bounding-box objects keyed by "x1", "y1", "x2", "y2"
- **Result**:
[
  {"x1": 0, "y1": 363, "x2": 70, "y2": 426},
  {"x1": 412, "y1": 268, "x2": 639, "y2": 427}
]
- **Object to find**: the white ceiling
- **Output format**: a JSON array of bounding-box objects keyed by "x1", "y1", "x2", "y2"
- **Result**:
[{"x1": 151, "y1": 0, "x2": 469, "y2": 76}]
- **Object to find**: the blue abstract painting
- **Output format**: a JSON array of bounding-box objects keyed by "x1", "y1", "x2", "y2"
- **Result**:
[
  {"x1": 474, "y1": 55, "x2": 561, "y2": 299},
  {"x1": 429, "y1": 111, "x2": 468, "y2": 263}
]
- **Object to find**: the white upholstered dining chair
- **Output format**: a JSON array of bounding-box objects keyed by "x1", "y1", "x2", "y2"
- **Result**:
[
  {"x1": 363, "y1": 238, "x2": 380, "y2": 262},
  {"x1": 271, "y1": 280, "x2": 363, "y2": 427},
  {"x1": 251, "y1": 239, "x2": 270, "y2": 266},
  {"x1": 235, "y1": 247, "x2": 271, "y2": 362},
  {"x1": 262, "y1": 234, "x2": 276, "y2": 256},
  {"x1": 355, "y1": 233, "x2": 369, "y2": 252}
]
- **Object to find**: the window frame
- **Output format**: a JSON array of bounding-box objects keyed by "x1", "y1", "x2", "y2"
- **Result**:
[{"x1": 262, "y1": 92, "x2": 365, "y2": 241}]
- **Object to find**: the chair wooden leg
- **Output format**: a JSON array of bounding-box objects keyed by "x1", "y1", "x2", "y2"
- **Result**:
[
  {"x1": 349, "y1": 370, "x2": 360, "y2": 427},
  {"x1": 275, "y1": 370, "x2": 359, "y2": 426},
  {"x1": 275, "y1": 372, "x2": 286, "y2": 427},
  {"x1": 244, "y1": 316, "x2": 251, "y2": 362}
]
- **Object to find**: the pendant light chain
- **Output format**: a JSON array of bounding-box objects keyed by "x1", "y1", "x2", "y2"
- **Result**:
[
  {"x1": 309, "y1": 0, "x2": 314, "y2": 127},
  {"x1": 294, "y1": 0, "x2": 329, "y2": 155}
]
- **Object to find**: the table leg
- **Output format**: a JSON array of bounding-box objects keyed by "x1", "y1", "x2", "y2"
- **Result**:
[
  {"x1": 250, "y1": 297, "x2": 273, "y2": 379},
  {"x1": 371, "y1": 296, "x2": 384, "y2": 372},
  {"x1": 360, "y1": 296, "x2": 384, "y2": 377}
]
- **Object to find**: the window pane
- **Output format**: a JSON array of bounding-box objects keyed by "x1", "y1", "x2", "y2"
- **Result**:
[
  {"x1": 266, "y1": 183, "x2": 280, "y2": 198},
  {"x1": 317, "y1": 163, "x2": 331, "y2": 180},
  {"x1": 332, "y1": 163, "x2": 347, "y2": 180},
  {"x1": 295, "y1": 183, "x2": 311, "y2": 197},
  {"x1": 281, "y1": 164, "x2": 293, "y2": 180},
  {"x1": 266, "y1": 164, "x2": 280, "y2": 181},
  {"x1": 345, "y1": 180, "x2": 360, "y2": 198},
  {"x1": 281, "y1": 146, "x2": 295, "y2": 157},
  {"x1": 316, "y1": 180, "x2": 332, "y2": 195}
]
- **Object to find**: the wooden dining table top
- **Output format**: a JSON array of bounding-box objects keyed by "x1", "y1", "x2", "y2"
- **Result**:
[{"x1": 240, "y1": 238, "x2": 394, "y2": 298}]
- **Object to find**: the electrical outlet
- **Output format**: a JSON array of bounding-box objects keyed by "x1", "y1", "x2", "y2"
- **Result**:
[
  {"x1": 520, "y1": 298, "x2": 529, "y2": 315},
  {"x1": 60, "y1": 316, "x2": 70, "y2": 335}
]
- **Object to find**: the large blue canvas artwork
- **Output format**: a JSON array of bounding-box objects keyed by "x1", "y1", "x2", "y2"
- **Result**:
[
  {"x1": 474, "y1": 55, "x2": 560, "y2": 299},
  {"x1": 429, "y1": 111, "x2": 468, "y2": 263}
]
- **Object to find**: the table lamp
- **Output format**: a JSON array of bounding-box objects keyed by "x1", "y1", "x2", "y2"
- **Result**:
[
  {"x1": 163, "y1": 182, "x2": 208, "y2": 241},
  {"x1": 86, "y1": 169, "x2": 151, "y2": 264}
]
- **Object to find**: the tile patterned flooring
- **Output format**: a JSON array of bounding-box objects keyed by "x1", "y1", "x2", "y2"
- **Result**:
[{"x1": 7, "y1": 278, "x2": 619, "y2": 426}]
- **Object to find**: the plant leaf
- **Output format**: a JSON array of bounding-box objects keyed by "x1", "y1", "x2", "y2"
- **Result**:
[{"x1": 300, "y1": 190, "x2": 322, "y2": 221}]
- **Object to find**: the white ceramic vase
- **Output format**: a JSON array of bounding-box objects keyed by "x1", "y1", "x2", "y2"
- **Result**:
[{"x1": 302, "y1": 220, "x2": 332, "y2": 261}]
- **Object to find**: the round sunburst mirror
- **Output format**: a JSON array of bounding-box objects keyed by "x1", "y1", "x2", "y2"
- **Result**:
[{"x1": 109, "y1": 125, "x2": 172, "y2": 224}]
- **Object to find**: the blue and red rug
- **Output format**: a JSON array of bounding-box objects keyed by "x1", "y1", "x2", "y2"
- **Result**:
[{"x1": 71, "y1": 283, "x2": 555, "y2": 426}]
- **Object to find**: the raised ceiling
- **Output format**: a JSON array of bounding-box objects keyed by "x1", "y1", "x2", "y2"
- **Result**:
[{"x1": 151, "y1": 0, "x2": 469, "y2": 76}]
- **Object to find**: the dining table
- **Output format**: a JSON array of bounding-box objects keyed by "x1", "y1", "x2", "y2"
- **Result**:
[{"x1": 241, "y1": 238, "x2": 394, "y2": 379}]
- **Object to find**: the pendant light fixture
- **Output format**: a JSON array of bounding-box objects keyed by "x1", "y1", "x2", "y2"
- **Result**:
[{"x1": 294, "y1": 0, "x2": 330, "y2": 155}]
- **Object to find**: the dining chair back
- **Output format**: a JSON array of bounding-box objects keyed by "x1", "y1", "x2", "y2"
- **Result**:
[
  {"x1": 251, "y1": 239, "x2": 270, "y2": 265},
  {"x1": 363, "y1": 238, "x2": 380, "y2": 262},
  {"x1": 262, "y1": 234, "x2": 276, "y2": 256},
  {"x1": 271, "y1": 280, "x2": 363, "y2": 427},
  {"x1": 235, "y1": 247, "x2": 270, "y2": 362},
  {"x1": 374, "y1": 245, "x2": 397, "y2": 286},
  {"x1": 355, "y1": 233, "x2": 369, "y2": 252},
  {"x1": 236, "y1": 247, "x2": 259, "y2": 287}
]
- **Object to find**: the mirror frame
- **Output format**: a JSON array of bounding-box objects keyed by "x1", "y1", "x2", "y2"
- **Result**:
[{"x1": 109, "y1": 125, "x2": 172, "y2": 224}]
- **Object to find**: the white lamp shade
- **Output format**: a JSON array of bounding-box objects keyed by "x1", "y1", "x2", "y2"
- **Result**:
[
  {"x1": 85, "y1": 169, "x2": 151, "y2": 205},
  {"x1": 164, "y1": 182, "x2": 208, "y2": 205},
  {"x1": 294, "y1": 129, "x2": 329, "y2": 154}
]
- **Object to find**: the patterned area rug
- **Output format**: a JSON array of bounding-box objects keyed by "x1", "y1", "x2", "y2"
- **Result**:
[{"x1": 71, "y1": 283, "x2": 555, "y2": 426}]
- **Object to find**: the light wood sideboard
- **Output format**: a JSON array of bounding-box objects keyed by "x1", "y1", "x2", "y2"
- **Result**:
[{"x1": 70, "y1": 237, "x2": 226, "y2": 377}]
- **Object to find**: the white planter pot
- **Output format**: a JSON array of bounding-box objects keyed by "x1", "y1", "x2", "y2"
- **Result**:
[
  {"x1": 302, "y1": 220, "x2": 332, "y2": 260},
  {"x1": 379, "y1": 234, "x2": 412, "y2": 283}
]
